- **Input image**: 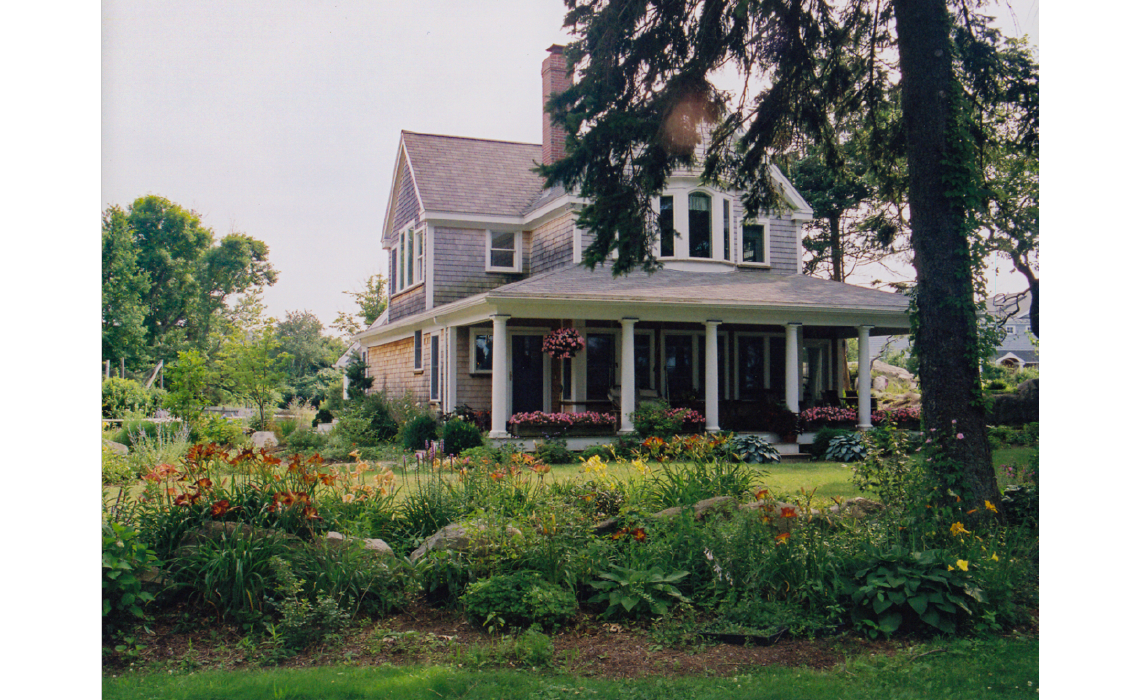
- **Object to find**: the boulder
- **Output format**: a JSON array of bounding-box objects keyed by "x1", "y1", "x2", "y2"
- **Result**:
[
  {"x1": 409, "y1": 520, "x2": 523, "y2": 563},
  {"x1": 326, "y1": 530, "x2": 393, "y2": 557},
  {"x1": 103, "y1": 439, "x2": 129, "y2": 456},
  {"x1": 315, "y1": 422, "x2": 335, "y2": 434},
  {"x1": 988, "y1": 378, "x2": 1039, "y2": 426},
  {"x1": 872, "y1": 375, "x2": 890, "y2": 391},
  {"x1": 872, "y1": 360, "x2": 915, "y2": 383},
  {"x1": 653, "y1": 496, "x2": 739, "y2": 522},
  {"x1": 251, "y1": 431, "x2": 279, "y2": 449}
]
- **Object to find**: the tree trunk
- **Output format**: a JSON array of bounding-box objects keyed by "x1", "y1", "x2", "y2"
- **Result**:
[
  {"x1": 829, "y1": 214, "x2": 844, "y2": 282},
  {"x1": 894, "y1": 0, "x2": 1000, "y2": 513}
]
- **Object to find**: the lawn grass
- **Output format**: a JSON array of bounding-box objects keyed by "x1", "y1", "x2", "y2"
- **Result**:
[{"x1": 102, "y1": 635, "x2": 1039, "y2": 699}]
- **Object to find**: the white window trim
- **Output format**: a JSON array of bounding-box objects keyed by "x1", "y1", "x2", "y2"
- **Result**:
[
  {"x1": 469, "y1": 327, "x2": 494, "y2": 374},
  {"x1": 739, "y1": 218, "x2": 772, "y2": 268},
  {"x1": 429, "y1": 334, "x2": 441, "y2": 402},
  {"x1": 394, "y1": 225, "x2": 426, "y2": 294},
  {"x1": 485, "y1": 229, "x2": 522, "y2": 273},
  {"x1": 655, "y1": 188, "x2": 734, "y2": 262}
]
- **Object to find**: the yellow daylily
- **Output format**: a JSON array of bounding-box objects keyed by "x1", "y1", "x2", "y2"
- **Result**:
[
  {"x1": 956, "y1": 559, "x2": 969, "y2": 571},
  {"x1": 949, "y1": 521, "x2": 970, "y2": 537},
  {"x1": 991, "y1": 552, "x2": 1000, "y2": 562},
  {"x1": 985, "y1": 500, "x2": 998, "y2": 513}
]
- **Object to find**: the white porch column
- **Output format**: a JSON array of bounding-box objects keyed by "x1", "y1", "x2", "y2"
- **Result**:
[
  {"x1": 704, "y1": 321, "x2": 722, "y2": 433},
  {"x1": 857, "y1": 325, "x2": 873, "y2": 430},
  {"x1": 619, "y1": 318, "x2": 638, "y2": 434},
  {"x1": 489, "y1": 314, "x2": 511, "y2": 438},
  {"x1": 445, "y1": 326, "x2": 458, "y2": 413},
  {"x1": 784, "y1": 323, "x2": 801, "y2": 413}
]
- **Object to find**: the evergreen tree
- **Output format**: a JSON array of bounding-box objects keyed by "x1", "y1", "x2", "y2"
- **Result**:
[{"x1": 542, "y1": 0, "x2": 1037, "y2": 515}]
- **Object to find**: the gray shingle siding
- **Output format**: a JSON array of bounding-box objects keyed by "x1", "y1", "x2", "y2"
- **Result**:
[
  {"x1": 768, "y1": 217, "x2": 799, "y2": 274},
  {"x1": 389, "y1": 285, "x2": 426, "y2": 322},
  {"x1": 529, "y1": 214, "x2": 574, "y2": 275},
  {"x1": 432, "y1": 226, "x2": 529, "y2": 307},
  {"x1": 393, "y1": 160, "x2": 420, "y2": 235}
]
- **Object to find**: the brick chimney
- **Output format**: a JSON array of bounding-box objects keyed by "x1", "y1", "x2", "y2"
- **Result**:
[{"x1": 542, "y1": 44, "x2": 571, "y2": 166}]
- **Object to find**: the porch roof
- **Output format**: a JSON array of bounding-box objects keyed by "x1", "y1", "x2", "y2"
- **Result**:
[
  {"x1": 359, "y1": 266, "x2": 911, "y2": 347},
  {"x1": 488, "y1": 266, "x2": 910, "y2": 311}
]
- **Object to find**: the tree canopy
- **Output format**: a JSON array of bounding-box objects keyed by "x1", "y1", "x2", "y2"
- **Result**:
[
  {"x1": 542, "y1": 0, "x2": 1038, "y2": 514},
  {"x1": 101, "y1": 195, "x2": 278, "y2": 370}
]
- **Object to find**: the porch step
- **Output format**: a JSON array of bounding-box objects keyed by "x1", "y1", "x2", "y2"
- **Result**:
[{"x1": 779, "y1": 451, "x2": 812, "y2": 462}]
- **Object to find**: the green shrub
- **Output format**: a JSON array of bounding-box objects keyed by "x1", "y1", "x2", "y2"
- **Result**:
[
  {"x1": 102, "y1": 444, "x2": 135, "y2": 485},
  {"x1": 825, "y1": 433, "x2": 868, "y2": 462},
  {"x1": 1000, "y1": 485, "x2": 1038, "y2": 526},
  {"x1": 845, "y1": 546, "x2": 986, "y2": 638},
  {"x1": 285, "y1": 427, "x2": 328, "y2": 453},
  {"x1": 460, "y1": 571, "x2": 578, "y2": 632},
  {"x1": 333, "y1": 393, "x2": 400, "y2": 446},
  {"x1": 631, "y1": 400, "x2": 683, "y2": 438},
  {"x1": 126, "y1": 421, "x2": 192, "y2": 477},
  {"x1": 727, "y1": 434, "x2": 781, "y2": 464},
  {"x1": 578, "y1": 444, "x2": 613, "y2": 461},
  {"x1": 440, "y1": 418, "x2": 484, "y2": 455},
  {"x1": 534, "y1": 438, "x2": 572, "y2": 465},
  {"x1": 811, "y1": 427, "x2": 854, "y2": 460},
  {"x1": 192, "y1": 413, "x2": 246, "y2": 447},
  {"x1": 402, "y1": 414, "x2": 440, "y2": 452},
  {"x1": 266, "y1": 556, "x2": 351, "y2": 651},
  {"x1": 102, "y1": 521, "x2": 157, "y2": 640},
  {"x1": 851, "y1": 424, "x2": 926, "y2": 506},
  {"x1": 102, "y1": 377, "x2": 158, "y2": 418}
]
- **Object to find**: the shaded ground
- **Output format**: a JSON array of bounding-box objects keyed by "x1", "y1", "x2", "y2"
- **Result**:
[{"x1": 105, "y1": 599, "x2": 1039, "y2": 680}]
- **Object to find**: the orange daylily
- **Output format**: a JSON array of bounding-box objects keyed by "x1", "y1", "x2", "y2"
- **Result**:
[
  {"x1": 780, "y1": 507, "x2": 798, "y2": 519},
  {"x1": 775, "y1": 532, "x2": 790, "y2": 544}
]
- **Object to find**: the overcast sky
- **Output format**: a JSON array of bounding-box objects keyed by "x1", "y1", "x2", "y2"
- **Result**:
[{"x1": 101, "y1": 0, "x2": 1038, "y2": 332}]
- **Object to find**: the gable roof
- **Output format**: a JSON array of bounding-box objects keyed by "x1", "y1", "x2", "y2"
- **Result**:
[{"x1": 401, "y1": 131, "x2": 546, "y2": 218}]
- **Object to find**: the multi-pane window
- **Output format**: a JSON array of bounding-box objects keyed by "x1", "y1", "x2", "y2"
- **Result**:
[
  {"x1": 586, "y1": 333, "x2": 616, "y2": 401},
  {"x1": 413, "y1": 330, "x2": 423, "y2": 371},
  {"x1": 659, "y1": 196, "x2": 674, "y2": 257},
  {"x1": 471, "y1": 331, "x2": 493, "y2": 373},
  {"x1": 742, "y1": 224, "x2": 766, "y2": 263},
  {"x1": 487, "y1": 230, "x2": 520, "y2": 272},
  {"x1": 688, "y1": 192, "x2": 711, "y2": 258},
  {"x1": 395, "y1": 226, "x2": 424, "y2": 292}
]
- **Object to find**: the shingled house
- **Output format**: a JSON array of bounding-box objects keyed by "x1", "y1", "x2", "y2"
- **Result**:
[{"x1": 356, "y1": 46, "x2": 911, "y2": 438}]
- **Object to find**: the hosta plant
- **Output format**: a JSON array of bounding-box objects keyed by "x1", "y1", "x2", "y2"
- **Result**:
[
  {"x1": 846, "y1": 546, "x2": 986, "y2": 638},
  {"x1": 825, "y1": 432, "x2": 868, "y2": 462},
  {"x1": 588, "y1": 565, "x2": 690, "y2": 619},
  {"x1": 727, "y1": 434, "x2": 781, "y2": 464}
]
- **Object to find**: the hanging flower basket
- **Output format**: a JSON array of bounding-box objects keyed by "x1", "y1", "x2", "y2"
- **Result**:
[{"x1": 542, "y1": 327, "x2": 585, "y2": 360}]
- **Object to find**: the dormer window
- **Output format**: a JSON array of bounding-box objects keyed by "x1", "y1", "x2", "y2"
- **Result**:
[
  {"x1": 688, "y1": 192, "x2": 711, "y2": 258},
  {"x1": 655, "y1": 190, "x2": 736, "y2": 263},
  {"x1": 487, "y1": 230, "x2": 521, "y2": 272}
]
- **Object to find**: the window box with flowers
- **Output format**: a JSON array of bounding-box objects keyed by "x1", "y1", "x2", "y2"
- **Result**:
[
  {"x1": 798, "y1": 406, "x2": 922, "y2": 431},
  {"x1": 542, "y1": 327, "x2": 586, "y2": 360},
  {"x1": 507, "y1": 411, "x2": 617, "y2": 437}
]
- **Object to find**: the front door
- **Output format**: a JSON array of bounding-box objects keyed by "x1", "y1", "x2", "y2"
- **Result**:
[{"x1": 511, "y1": 335, "x2": 545, "y2": 415}]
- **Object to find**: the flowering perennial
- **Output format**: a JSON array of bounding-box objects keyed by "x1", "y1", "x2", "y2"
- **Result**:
[
  {"x1": 507, "y1": 411, "x2": 616, "y2": 428},
  {"x1": 798, "y1": 405, "x2": 921, "y2": 426},
  {"x1": 541, "y1": 327, "x2": 586, "y2": 359}
]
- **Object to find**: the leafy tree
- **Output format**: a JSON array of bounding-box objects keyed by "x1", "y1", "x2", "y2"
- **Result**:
[
  {"x1": 275, "y1": 310, "x2": 346, "y2": 379},
  {"x1": 111, "y1": 195, "x2": 278, "y2": 357},
  {"x1": 217, "y1": 320, "x2": 290, "y2": 431},
  {"x1": 332, "y1": 273, "x2": 388, "y2": 339},
  {"x1": 102, "y1": 205, "x2": 152, "y2": 371},
  {"x1": 163, "y1": 349, "x2": 214, "y2": 426},
  {"x1": 542, "y1": 0, "x2": 1036, "y2": 514}
]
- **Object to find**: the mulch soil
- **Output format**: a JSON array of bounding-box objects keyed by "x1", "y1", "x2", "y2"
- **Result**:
[{"x1": 104, "y1": 600, "x2": 917, "y2": 679}]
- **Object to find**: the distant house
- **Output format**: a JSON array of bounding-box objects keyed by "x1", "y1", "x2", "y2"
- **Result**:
[
  {"x1": 988, "y1": 294, "x2": 1038, "y2": 368},
  {"x1": 356, "y1": 45, "x2": 911, "y2": 435}
]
